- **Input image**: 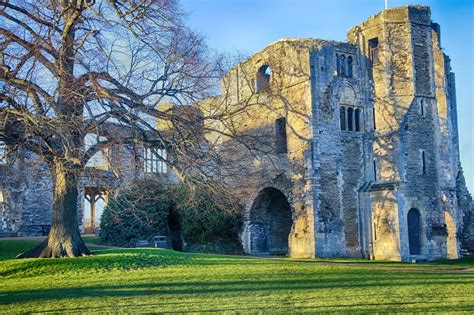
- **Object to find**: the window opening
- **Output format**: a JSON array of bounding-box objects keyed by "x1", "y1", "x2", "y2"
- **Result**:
[
  {"x1": 355, "y1": 108, "x2": 361, "y2": 132},
  {"x1": 369, "y1": 38, "x2": 379, "y2": 65},
  {"x1": 275, "y1": 117, "x2": 288, "y2": 154},
  {"x1": 256, "y1": 65, "x2": 271, "y2": 92},
  {"x1": 373, "y1": 159, "x2": 377, "y2": 181},
  {"x1": 340, "y1": 107, "x2": 346, "y2": 131},
  {"x1": 347, "y1": 107, "x2": 354, "y2": 131},
  {"x1": 144, "y1": 147, "x2": 167, "y2": 174},
  {"x1": 373, "y1": 107, "x2": 377, "y2": 130},
  {"x1": 421, "y1": 150, "x2": 426, "y2": 175},
  {"x1": 347, "y1": 56, "x2": 353, "y2": 78}
]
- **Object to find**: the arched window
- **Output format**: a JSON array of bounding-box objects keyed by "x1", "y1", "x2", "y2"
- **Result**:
[
  {"x1": 347, "y1": 56, "x2": 353, "y2": 78},
  {"x1": 340, "y1": 54, "x2": 346, "y2": 76},
  {"x1": 336, "y1": 53, "x2": 341, "y2": 76},
  {"x1": 0, "y1": 142, "x2": 6, "y2": 164},
  {"x1": 84, "y1": 134, "x2": 109, "y2": 170},
  {"x1": 340, "y1": 107, "x2": 346, "y2": 131},
  {"x1": 256, "y1": 65, "x2": 271, "y2": 92},
  {"x1": 407, "y1": 208, "x2": 422, "y2": 255},
  {"x1": 420, "y1": 99, "x2": 425, "y2": 116},
  {"x1": 355, "y1": 108, "x2": 361, "y2": 132},
  {"x1": 347, "y1": 107, "x2": 354, "y2": 131}
]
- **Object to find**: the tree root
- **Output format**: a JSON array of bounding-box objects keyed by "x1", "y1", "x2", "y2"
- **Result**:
[{"x1": 16, "y1": 237, "x2": 91, "y2": 259}]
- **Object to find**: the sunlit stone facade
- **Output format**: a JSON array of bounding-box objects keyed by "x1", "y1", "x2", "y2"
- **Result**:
[{"x1": 210, "y1": 6, "x2": 473, "y2": 261}]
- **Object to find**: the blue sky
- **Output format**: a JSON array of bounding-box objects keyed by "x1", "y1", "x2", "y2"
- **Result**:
[{"x1": 181, "y1": 0, "x2": 474, "y2": 192}]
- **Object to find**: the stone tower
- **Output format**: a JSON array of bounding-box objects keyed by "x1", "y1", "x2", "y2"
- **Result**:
[{"x1": 348, "y1": 6, "x2": 463, "y2": 260}]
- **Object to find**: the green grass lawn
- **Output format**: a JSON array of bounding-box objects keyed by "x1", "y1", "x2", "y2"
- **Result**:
[
  {"x1": 81, "y1": 235, "x2": 101, "y2": 245},
  {"x1": 0, "y1": 240, "x2": 473, "y2": 313}
]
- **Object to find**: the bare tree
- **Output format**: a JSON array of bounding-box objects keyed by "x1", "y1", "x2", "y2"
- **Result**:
[
  {"x1": 0, "y1": 0, "x2": 313, "y2": 259},
  {"x1": 0, "y1": 0, "x2": 218, "y2": 258}
]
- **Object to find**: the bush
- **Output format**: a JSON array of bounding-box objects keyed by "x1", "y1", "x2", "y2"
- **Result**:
[
  {"x1": 173, "y1": 185, "x2": 243, "y2": 253},
  {"x1": 100, "y1": 179, "x2": 244, "y2": 254},
  {"x1": 100, "y1": 179, "x2": 172, "y2": 247}
]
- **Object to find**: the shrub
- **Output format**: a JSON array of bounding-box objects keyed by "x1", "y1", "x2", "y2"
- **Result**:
[
  {"x1": 100, "y1": 179, "x2": 244, "y2": 254},
  {"x1": 173, "y1": 184, "x2": 243, "y2": 253},
  {"x1": 99, "y1": 179, "x2": 172, "y2": 247}
]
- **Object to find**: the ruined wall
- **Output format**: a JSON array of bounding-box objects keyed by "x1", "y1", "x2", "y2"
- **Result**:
[
  {"x1": 207, "y1": 39, "x2": 316, "y2": 258},
  {"x1": 353, "y1": 7, "x2": 426, "y2": 261},
  {"x1": 431, "y1": 24, "x2": 471, "y2": 256},
  {"x1": 370, "y1": 187, "x2": 401, "y2": 260},
  {"x1": 457, "y1": 170, "x2": 474, "y2": 252},
  {"x1": 0, "y1": 149, "x2": 53, "y2": 236}
]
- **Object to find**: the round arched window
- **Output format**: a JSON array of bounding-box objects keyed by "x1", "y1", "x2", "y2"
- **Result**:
[{"x1": 256, "y1": 65, "x2": 271, "y2": 92}]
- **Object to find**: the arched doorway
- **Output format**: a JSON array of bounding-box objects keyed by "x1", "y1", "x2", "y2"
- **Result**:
[
  {"x1": 249, "y1": 188, "x2": 292, "y2": 255},
  {"x1": 407, "y1": 208, "x2": 422, "y2": 255}
]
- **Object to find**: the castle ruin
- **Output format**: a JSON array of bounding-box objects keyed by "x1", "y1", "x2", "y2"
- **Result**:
[{"x1": 1, "y1": 6, "x2": 473, "y2": 261}]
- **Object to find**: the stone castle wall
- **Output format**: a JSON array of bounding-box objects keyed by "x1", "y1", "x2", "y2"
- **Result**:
[
  {"x1": 225, "y1": 5, "x2": 472, "y2": 261},
  {"x1": 309, "y1": 40, "x2": 373, "y2": 258}
]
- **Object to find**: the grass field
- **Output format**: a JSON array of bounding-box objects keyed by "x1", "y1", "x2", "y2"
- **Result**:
[{"x1": 0, "y1": 240, "x2": 473, "y2": 313}]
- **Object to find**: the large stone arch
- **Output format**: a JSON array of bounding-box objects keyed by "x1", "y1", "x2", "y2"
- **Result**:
[{"x1": 248, "y1": 187, "x2": 293, "y2": 255}]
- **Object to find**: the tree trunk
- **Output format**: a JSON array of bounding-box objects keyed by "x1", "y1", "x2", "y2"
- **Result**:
[{"x1": 17, "y1": 163, "x2": 90, "y2": 258}]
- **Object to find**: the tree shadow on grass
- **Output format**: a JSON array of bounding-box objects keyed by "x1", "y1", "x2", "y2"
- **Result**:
[
  {"x1": 1, "y1": 276, "x2": 473, "y2": 306},
  {"x1": 288, "y1": 257, "x2": 473, "y2": 270}
]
